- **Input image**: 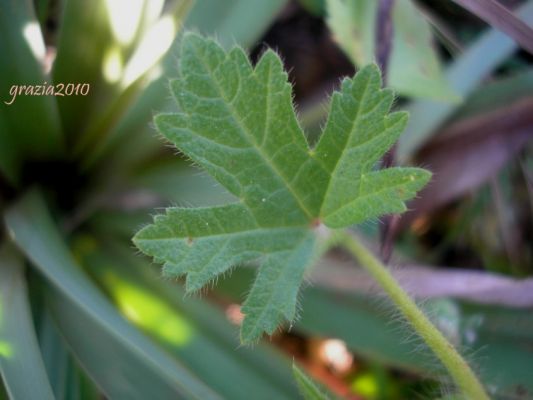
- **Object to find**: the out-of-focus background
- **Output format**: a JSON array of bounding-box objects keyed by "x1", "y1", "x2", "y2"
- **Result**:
[{"x1": 0, "y1": 0, "x2": 532, "y2": 399}]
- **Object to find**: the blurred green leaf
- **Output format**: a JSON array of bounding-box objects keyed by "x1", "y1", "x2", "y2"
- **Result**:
[
  {"x1": 0, "y1": 245, "x2": 54, "y2": 400},
  {"x1": 297, "y1": 0, "x2": 325, "y2": 16},
  {"x1": 132, "y1": 161, "x2": 234, "y2": 206},
  {"x1": 53, "y1": 0, "x2": 191, "y2": 167},
  {"x1": 52, "y1": 0, "x2": 115, "y2": 141},
  {"x1": 397, "y1": 0, "x2": 533, "y2": 162},
  {"x1": 0, "y1": 379, "x2": 7, "y2": 400},
  {"x1": 185, "y1": 0, "x2": 287, "y2": 49},
  {"x1": 388, "y1": 0, "x2": 458, "y2": 101},
  {"x1": 78, "y1": 0, "x2": 194, "y2": 170},
  {"x1": 37, "y1": 308, "x2": 100, "y2": 400},
  {"x1": 90, "y1": 208, "x2": 153, "y2": 239},
  {"x1": 75, "y1": 236, "x2": 302, "y2": 400},
  {"x1": 0, "y1": 0, "x2": 63, "y2": 182},
  {"x1": 90, "y1": 0, "x2": 288, "y2": 181},
  {"x1": 293, "y1": 364, "x2": 331, "y2": 400},
  {"x1": 458, "y1": 303, "x2": 533, "y2": 396},
  {"x1": 326, "y1": 0, "x2": 457, "y2": 101},
  {"x1": 47, "y1": 284, "x2": 210, "y2": 400},
  {"x1": 88, "y1": 162, "x2": 233, "y2": 239},
  {"x1": 4, "y1": 190, "x2": 221, "y2": 400},
  {"x1": 37, "y1": 308, "x2": 70, "y2": 399}
]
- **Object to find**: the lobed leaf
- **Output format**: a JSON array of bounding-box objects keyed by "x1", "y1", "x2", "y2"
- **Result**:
[{"x1": 133, "y1": 33, "x2": 431, "y2": 343}]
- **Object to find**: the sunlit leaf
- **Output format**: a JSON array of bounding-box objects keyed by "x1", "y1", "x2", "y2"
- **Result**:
[{"x1": 0, "y1": 0, "x2": 63, "y2": 183}]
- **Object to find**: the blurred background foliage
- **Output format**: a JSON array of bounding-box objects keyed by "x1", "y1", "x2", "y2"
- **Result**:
[{"x1": 0, "y1": 0, "x2": 532, "y2": 399}]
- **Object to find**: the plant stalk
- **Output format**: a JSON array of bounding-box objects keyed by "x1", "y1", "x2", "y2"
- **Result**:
[{"x1": 334, "y1": 230, "x2": 489, "y2": 400}]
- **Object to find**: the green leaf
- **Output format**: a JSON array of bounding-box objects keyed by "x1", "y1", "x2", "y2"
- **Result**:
[
  {"x1": 37, "y1": 308, "x2": 101, "y2": 400},
  {"x1": 5, "y1": 190, "x2": 220, "y2": 400},
  {"x1": 0, "y1": 0, "x2": 63, "y2": 183},
  {"x1": 133, "y1": 33, "x2": 431, "y2": 343},
  {"x1": 292, "y1": 364, "x2": 331, "y2": 400},
  {"x1": 54, "y1": 0, "x2": 191, "y2": 168},
  {"x1": 326, "y1": 0, "x2": 458, "y2": 101},
  {"x1": 185, "y1": 0, "x2": 288, "y2": 49},
  {"x1": 0, "y1": 245, "x2": 54, "y2": 400},
  {"x1": 92, "y1": 0, "x2": 285, "y2": 174},
  {"x1": 52, "y1": 0, "x2": 115, "y2": 140}
]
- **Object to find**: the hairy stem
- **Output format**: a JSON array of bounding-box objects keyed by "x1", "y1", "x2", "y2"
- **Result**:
[{"x1": 334, "y1": 230, "x2": 489, "y2": 400}]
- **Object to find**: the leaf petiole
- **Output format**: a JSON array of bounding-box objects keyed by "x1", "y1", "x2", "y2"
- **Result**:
[{"x1": 333, "y1": 229, "x2": 489, "y2": 400}]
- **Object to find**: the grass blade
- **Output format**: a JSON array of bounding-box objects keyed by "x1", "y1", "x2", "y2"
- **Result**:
[
  {"x1": 0, "y1": 0, "x2": 63, "y2": 181},
  {"x1": 76, "y1": 0, "x2": 194, "y2": 169},
  {"x1": 45, "y1": 284, "x2": 198, "y2": 399},
  {"x1": 4, "y1": 190, "x2": 220, "y2": 400},
  {"x1": 52, "y1": 0, "x2": 132, "y2": 143},
  {"x1": 37, "y1": 307, "x2": 101, "y2": 400},
  {"x1": 0, "y1": 245, "x2": 54, "y2": 400},
  {"x1": 93, "y1": 0, "x2": 287, "y2": 176}
]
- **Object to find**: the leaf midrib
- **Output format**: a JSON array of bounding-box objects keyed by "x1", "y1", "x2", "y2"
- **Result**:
[
  {"x1": 324, "y1": 174, "x2": 412, "y2": 219},
  {"x1": 242, "y1": 232, "x2": 311, "y2": 338},
  {"x1": 190, "y1": 45, "x2": 315, "y2": 220},
  {"x1": 318, "y1": 75, "x2": 373, "y2": 218}
]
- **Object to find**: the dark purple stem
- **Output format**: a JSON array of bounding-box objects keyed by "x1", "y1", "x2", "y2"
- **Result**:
[
  {"x1": 376, "y1": 0, "x2": 397, "y2": 262},
  {"x1": 375, "y1": 0, "x2": 395, "y2": 85}
]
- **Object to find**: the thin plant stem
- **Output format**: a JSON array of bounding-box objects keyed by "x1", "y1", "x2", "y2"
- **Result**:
[{"x1": 334, "y1": 230, "x2": 490, "y2": 400}]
